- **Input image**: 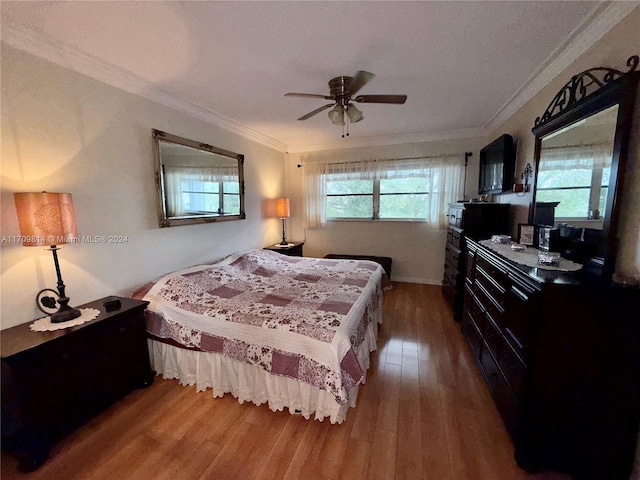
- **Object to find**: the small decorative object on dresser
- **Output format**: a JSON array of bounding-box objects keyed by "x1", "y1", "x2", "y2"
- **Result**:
[
  {"x1": 517, "y1": 224, "x2": 535, "y2": 246},
  {"x1": 263, "y1": 241, "x2": 304, "y2": 257},
  {"x1": 1, "y1": 297, "x2": 154, "y2": 472}
]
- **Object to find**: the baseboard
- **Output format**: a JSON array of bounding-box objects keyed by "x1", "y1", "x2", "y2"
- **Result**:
[{"x1": 392, "y1": 276, "x2": 442, "y2": 285}]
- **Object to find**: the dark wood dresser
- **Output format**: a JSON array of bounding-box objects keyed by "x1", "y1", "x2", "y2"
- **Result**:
[
  {"x1": 442, "y1": 202, "x2": 510, "y2": 319},
  {"x1": 462, "y1": 238, "x2": 640, "y2": 480},
  {"x1": 1, "y1": 296, "x2": 154, "y2": 471}
]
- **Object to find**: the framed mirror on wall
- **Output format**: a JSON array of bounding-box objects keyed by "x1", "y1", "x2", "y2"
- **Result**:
[
  {"x1": 152, "y1": 129, "x2": 245, "y2": 227},
  {"x1": 530, "y1": 55, "x2": 639, "y2": 277}
]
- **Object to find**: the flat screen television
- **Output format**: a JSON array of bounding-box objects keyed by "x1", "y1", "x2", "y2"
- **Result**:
[{"x1": 478, "y1": 134, "x2": 515, "y2": 195}]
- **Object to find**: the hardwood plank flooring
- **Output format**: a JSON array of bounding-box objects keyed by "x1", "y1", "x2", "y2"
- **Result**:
[{"x1": 1, "y1": 283, "x2": 573, "y2": 480}]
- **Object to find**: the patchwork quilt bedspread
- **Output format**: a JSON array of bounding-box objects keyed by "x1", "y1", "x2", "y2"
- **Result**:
[{"x1": 140, "y1": 249, "x2": 383, "y2": 405}]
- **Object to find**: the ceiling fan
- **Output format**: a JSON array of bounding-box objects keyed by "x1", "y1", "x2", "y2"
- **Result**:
[{"x1": 285, "y1": 71, "x2": 407, "y2": 136}]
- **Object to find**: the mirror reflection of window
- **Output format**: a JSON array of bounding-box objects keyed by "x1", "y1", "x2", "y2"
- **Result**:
[
  {"x1": 159, "y1": 141, "x2": 240, "y2": 219},
  {"x1": 537, "y1": 105, "x2": 617, "y2": 229}
]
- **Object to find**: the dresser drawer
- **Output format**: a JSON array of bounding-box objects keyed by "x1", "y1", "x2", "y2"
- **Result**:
[
  {"x1": 462, "y1": 309, "x2": 483, "y2": 359},
  {"x1": 503, "y1": 283, "x2": 537, "y2": 360},
  {"x1": 483, "y1": 311, "x2": 503, "y2": 359},
  {"x1": 499, "y1": 337, "x2": 527, "y2": 398},
  {"x1": 446, "y1": 226, "x2": 463, "y2": 249},
  {"x1": 464, "y1": 287, "x2": 485, "y2": 332},
  {"x1": 445, "y1": 242, "x2": 462, "y2": 267},
  {"x1": 465, "y1": 249, "x2": 476, "y2": 285},
  {"x1": 474, "y1": 278, "x2": 505, "y2": 327},
  {"x1": 476, "y1": 265, "x2": 507, "y2": 307},
  {"x1": 476, "y1": 253, "x2": 509, "y2": 292},
  {"x1": 480, "y1": 341, "x2": 519, "y2": 434},
  {"x1": 444, "y1": 260, "x2": 459, "y2": 289}
]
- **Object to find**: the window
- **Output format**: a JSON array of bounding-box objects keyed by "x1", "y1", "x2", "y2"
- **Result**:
[
  {"x1": 536, "y1": 143, "x2": 613, "y2": 220},
  {"x1": 304, "y1": 156, "x2": 464, "y2": 227},
  {"x1": 325, "y1": 172, "x2": 431, "y2": 220},
  {"x1": 536, "y1": 166, "x2": 609, "y2": 219},
  {"x1": 164, "y1": 166, "x2": 239, "y2": 217},
  {"x1": 181, "y1": 180, "x2": 240, "y2": 215},
  {"x1": 326, "y1": 179, "x2": 373, "y2": 219}
]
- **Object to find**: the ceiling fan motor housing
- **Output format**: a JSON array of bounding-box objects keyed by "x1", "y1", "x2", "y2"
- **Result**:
[{"x1": 329, "y1": 76, "x2": 353, "y2": 106}]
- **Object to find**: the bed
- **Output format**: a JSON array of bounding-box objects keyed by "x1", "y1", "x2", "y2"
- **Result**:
[{"x1": 132, "y1": 249, "x2": 384, "y2": 423}]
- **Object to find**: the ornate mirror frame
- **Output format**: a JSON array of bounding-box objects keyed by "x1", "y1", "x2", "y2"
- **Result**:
[
  {"x1": 152, "y1": 129, "x2": 245, "y2": 228},
  {"x1": 530, "y1": 55, "x2": 639, "y2": 277}
]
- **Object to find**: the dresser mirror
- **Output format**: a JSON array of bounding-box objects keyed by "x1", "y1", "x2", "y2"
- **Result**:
[
  {"x1": 152, "y1": 129, "x2": 245, "y2": 227},
  {"x1": 530, "y1": 56, "x2": 639, "y2": 275}
]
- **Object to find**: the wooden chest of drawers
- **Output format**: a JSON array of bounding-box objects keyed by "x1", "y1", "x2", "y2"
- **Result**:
[
  {"x1": 442, "y1": 202, "x2": 509, "y2": 319},
  {"x1": 1, "y1": 297, "x2": 154, "y2": 471},
  {"x1": 462, "y1": 238, "x2": 640, "y2": 480}
]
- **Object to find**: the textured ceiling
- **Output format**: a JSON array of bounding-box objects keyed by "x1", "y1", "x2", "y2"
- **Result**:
[{"x1": 1, "y1": 1, "x2": 619, "y2": 152}]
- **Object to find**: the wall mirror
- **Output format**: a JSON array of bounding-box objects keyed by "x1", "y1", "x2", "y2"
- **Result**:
[
  {"x1": 530, "y1": 55, "x2": 639, "y2": 275},
  {"x1": 152, "y1": 129, "x2": 245, "y2": 227}
]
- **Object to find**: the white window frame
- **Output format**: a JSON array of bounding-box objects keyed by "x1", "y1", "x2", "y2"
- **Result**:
[{"x1": 303, "y1": 156, "x2": 464, "y2": 228}]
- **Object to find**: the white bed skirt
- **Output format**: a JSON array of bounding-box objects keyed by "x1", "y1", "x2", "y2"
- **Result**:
[{"x1": 148, "y1": 314, "x2": 380, "y2": 424}]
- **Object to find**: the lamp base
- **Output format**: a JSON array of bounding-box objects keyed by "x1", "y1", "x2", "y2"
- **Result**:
[
  {"x1": 51, "y1": 300, "x2": 82, "y2": 323},
  {"x1": 278, "y1": 241, "x2": 290, "y2": 247}
]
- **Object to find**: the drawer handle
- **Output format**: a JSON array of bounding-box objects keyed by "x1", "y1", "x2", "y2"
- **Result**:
[
  {"x1": 511, "y1": 285, "x2": 529, "y2": 302},
  {"x1": 505, "y1": 328, "x2": 524, "y2": 350}
]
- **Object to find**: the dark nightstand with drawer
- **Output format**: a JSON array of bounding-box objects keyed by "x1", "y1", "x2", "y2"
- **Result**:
[
  {"x1": 1, "y1": 296, "x2": 154, "y2": 471},
  {"x1": 264, "y1": 241, "x2": 304, "y2": 257}
]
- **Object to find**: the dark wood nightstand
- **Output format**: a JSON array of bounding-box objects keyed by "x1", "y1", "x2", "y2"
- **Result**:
[
  {"x1": 1, "y1": 296, "x2": 154, "y2": 471},
  {"x1": 264, "y1": 241, "x2": 304, "y2": 257}
]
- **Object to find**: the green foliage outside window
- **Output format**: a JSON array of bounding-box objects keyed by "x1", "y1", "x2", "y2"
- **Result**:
[
  {"x1": 182, "y1": 180, "x2": 239, "y2": 215},
  {"x1": 326, "y1": 176, "x2": 430, "y2": 220},
  {"x1": 536, "y1": 167, "x2": 610, "y2": 218}
]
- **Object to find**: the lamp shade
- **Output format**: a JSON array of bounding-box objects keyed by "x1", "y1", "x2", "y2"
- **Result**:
[
  {"x1": 275, "y1": 198, "x2": 290, "y2": 218},
  {"x1": 14, "y1": 192, "x2": 78, "y2": 247},
  {"x1": 346, "y1": 104, "x2": 364, "y2": 123},
  {"x1": 328, "y1": 105, "x2": 345, "y2": 126}
]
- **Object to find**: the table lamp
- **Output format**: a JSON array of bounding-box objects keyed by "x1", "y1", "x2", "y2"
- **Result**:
[
  {"x1": 275, "y1": 198, "x2": 290, "y2": 246},
  {"x1": 14, "y1": 192, "x2": 81, "y2": 323}
]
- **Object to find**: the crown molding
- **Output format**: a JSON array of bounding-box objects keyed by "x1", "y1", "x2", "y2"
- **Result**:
[
  {"x1": 1, "y1": 22, "x2": 289, "y2": 153},
  {"x1": 286, "y1": 127, "x2": 488, "y2": 154},
  {"x1": 485, "y1": 1, "x2": 639, "y2": 133}
]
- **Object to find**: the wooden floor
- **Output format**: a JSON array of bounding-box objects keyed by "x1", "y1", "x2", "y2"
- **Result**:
[{"x1": 1, "y1": 283, "x2": 573, "y2": 480}]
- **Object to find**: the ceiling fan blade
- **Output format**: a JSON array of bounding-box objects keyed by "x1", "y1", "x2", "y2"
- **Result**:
[
  {"x1": 285, "y1": 93, "x2": 333, "y2": 100},
  {"x1": 297, "y1": 103, "x2": 335, "y2": 120},
  {"x1": 354, "y1": 94, "x2": 407, "y2": 104},
  {"x1": 349, "y1": 71, "x2": 375, "y2": 96}
]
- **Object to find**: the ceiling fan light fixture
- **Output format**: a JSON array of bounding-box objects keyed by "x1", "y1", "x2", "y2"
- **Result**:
[
  {"x1": 346, "y1": 104, "x2": 363, "y2": 123},
  {"x1": 328, "y1": 105, "x2": 345, "y2": 126}
]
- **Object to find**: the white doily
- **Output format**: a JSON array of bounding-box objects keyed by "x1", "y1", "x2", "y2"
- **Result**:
[
  {"x1": 30, "y1": 308, "x2": 101, "y2": 332},
  {"x1": 479, "y1": 240, "x2": 583, "y2": 272}
]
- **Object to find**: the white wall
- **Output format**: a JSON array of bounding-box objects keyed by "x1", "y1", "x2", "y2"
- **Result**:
[
  {"x1": 1, "y1": 45, "x2": 286, "y2": 328},
  {"x1": 286, "y1": 138, "x2": 486, "y2": 284}
]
